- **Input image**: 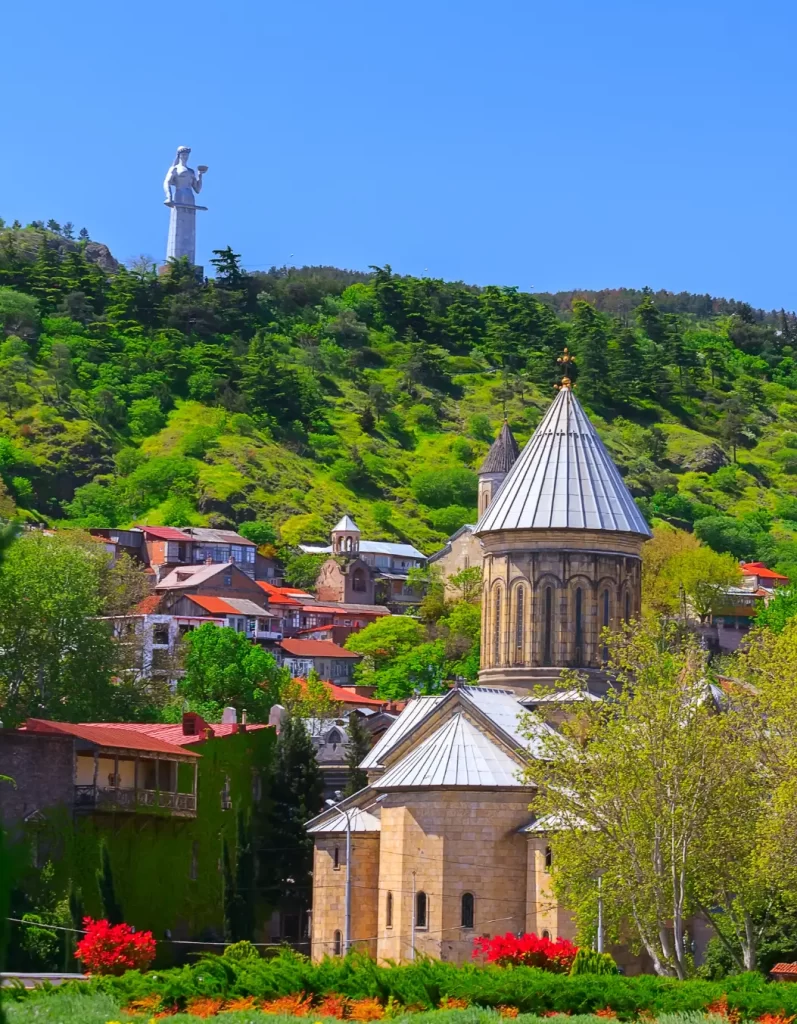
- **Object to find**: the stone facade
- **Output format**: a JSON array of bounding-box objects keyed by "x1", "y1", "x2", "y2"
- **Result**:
[
  {"x1": 428, "y1": 526, "x2": 484, "y2": 598},
  {"x1": 312, "y1": 834, "x2": 380, "y2": 958},
  {"x1": 315, "y1": 556, "x2": 375, "y2": 605},
  {"x1": 479, "y1": 529, "x2": 644, "y2": 692}
]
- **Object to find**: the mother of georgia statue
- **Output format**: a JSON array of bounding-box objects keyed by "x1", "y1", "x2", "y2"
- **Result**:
[{"x1": 163, "y1": 146, "x2": 208, "y2": 265}]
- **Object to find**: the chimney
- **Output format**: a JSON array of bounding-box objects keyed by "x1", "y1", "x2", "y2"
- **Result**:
[
  {"x1": 241, "y1": 709, "x2": 247, "y2": 733},
  {"x1": 268, "y1": 703, "x2": 288, "y2": 734},
  {"x1": 221, "y1": 707, "x2": 237, "y2": 725}
]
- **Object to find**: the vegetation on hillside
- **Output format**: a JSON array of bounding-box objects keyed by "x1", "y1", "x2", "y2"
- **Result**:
[{"x1": 2, "y1": 220, "x2": 797, "y2": 571}]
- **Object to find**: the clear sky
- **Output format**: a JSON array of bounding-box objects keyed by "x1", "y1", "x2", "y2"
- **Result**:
[{"x1": 2, "y1": 0, "x2": 796, "y2": 309}]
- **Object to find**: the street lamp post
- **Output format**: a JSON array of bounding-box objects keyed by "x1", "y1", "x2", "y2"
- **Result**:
[
  {"x1": 593, "y1": 869, "x2": 606, "y2": 953},
  {"x1": 343, "y1": 806, "x2": 352, "y2": 954}
]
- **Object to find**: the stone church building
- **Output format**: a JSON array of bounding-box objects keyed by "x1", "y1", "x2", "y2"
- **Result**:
[{"x1": 306, "y1": 383, "x2": 652, "y2": 965}]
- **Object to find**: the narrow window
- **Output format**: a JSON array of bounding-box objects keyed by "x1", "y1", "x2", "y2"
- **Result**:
[
  {"x1": 493, "y1": 590, "x2": 501, "y2": 665},
  {"x1": 542, "y1": 929, "x2": 551, "y2": 939},
  {"x1": 574, "y1": 587, "x2": 583, "y2": 666},
  {"x1": 515, "y1": 588, "x2": 524, "y2": 659},
  {"x1": 545, "y1": 845, "x2": 553, "y2": 871},
  {"x1": 543, "y1": 587, "x2": 553, "y2": 664},
  {"x1": 625, "y1": 590, "x2": 631, "y2": 623},
  {"x1": 602, "y1": 589, "x2": 610, "y2": 662},
  {"x1": 333, "y1": 929, "x2": 342, "y2": 956},
  {"x1": 416, "y1": 891, "x2": 428, "y2": 929},
  {"x1": 386, "y1": 891, "x2": 393, "y2": 928},
  {"x1": 333, "y1": 845, "x2": 340, "y2": 870},
  {"x1": 461, "y1": 892, "x2": 475, "y2": 929}
]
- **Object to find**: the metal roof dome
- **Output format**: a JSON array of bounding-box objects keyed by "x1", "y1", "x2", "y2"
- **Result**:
[{"x1": 475, "y1": 386, "x2": 652, "y2": 537}]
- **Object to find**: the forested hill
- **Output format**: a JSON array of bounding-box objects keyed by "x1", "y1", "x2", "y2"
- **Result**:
[{"x1": 3, "y1": 219, "x2": 797, "y2": 575}]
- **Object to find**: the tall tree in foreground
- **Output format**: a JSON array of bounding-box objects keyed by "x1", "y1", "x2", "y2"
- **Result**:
[
  {"x1": 343, "y1": 712, "x2": 372, "y2": 796},
  {"x1": 525, "y1": 623, "x2": 779, "y2": 978}
]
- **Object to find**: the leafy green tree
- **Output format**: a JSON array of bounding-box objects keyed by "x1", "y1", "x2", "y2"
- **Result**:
[
  {"x1": 570, "y1": 301, "x2": 611, "y2": 406},
  {"x1": 344, "y1": 615, "x2": 425, "y2": 669},
  {"x1": 282, "y1": 552, "x2": 326, "y2": 592},
  {"x1": 429, "y1": 505, "x2": 472, "y2": 535},
  {"x1": 754, "y1": 586, "x2": 797, "y2": 633},
  {"x1": 695, "y1": 515, "x2": 760, "y2": 560},
  {"x1": 128, "y1": 397, "x2": 166, "y2": 438},
  {"x1": 178, "y1": 623, "x2": 289, "y2": 722},
  {"x1": 469, "y1": 414, "x2": 494, "y2": 443},
  {"x1": 343, "y1": 712, "x2": 372, "y2": 797},
  {"x1": 0, "y1": 288, "x2": 39, "y2": 338},
  {"x1": 238, "y1": 520, "x2": 277, "y2": 547},
  {"x1": 412, "y1": 467, "x2": 478, "y2": 508}
]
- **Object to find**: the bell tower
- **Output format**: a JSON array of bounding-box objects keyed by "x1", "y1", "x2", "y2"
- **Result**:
[
  {"x1": 331, "y1": 514, "x2": 361, "y2": 556},
  {"x1": 477, "y1": 421, "x2": 520, "y2": 516}
]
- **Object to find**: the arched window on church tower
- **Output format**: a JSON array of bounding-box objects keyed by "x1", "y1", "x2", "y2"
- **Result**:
[
  {"x1": 543, "y1": 587, "x2": 553, "y2": 665},
  {"x1": 515, "y1": 587, "x2": 524, "y2": 663},
  {"x1": 625, "y1": 590, "x2": 631, "y2": 623},
  {"x1": 602, "y1": 588, "x2": 610, "y2": 662},
  {"x1": 493, "y1": 589, "x2": 502, "y2": 666},
  {"x1": 574, "y1": 587, "x2": 583, "y2": 666}
]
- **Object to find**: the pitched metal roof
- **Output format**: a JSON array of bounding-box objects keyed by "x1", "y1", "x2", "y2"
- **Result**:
[
  {"x1": 183, "y1": 528, "x2": 256, "y2": 546},
  {"x1": 359, "y1": 695, "x2": 446, "y2": 769},
  {"x1": 475, "y1": 387, "x2": 652, "y2": 537},
  {"x1": 95, "y1": 721, "x2": 269, "y2": 748},
  {"x1": 23, "y1": 719, "x2": 200, "y2": 757},
  {"x1": 479, "y1": 420, "x2": 520, "y2": 474},
  {"x1": 135, "y1": 526, "x2": 193, "y2": 541},
  {"x1": 219, "y1": 598, "x2": 269, "y2": 617},
  {"x1": 373, "y1": 712, "x2": 526, "y2": 789},
  {"x1": 155, "y1": 563, "x2": 238, "y2": 590},
  {"x1": 299, "y1": 540, "x2": 427, "y2": 559},
  {"x1": 307, "y1": 806, "x2": 381, "y2": 833},
  {"x1": 332, "y1": 515, "x2": 361, "y2": 533}
]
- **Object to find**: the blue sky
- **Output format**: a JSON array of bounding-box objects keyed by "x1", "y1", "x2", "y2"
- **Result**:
[{"x1": 2, "y1": 0, "x2": 796, "y2": 309}]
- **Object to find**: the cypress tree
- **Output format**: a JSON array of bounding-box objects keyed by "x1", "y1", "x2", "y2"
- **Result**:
[
  {"x1": 344, "y1": 712, "x2": 372, "y2": 797},
  {"x1": 96, "y1": 845, "x2": 123, "y2": 925},
  {"x1": 570, "y1": 301, "x2": 611, "y2": 407}
]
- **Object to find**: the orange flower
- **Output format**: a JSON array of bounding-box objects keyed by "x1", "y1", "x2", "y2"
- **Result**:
[
  {"x1": 262, "y1": 993, "x2": 314, "y2": 1016},
  {"x1": 439, "y1": 998, "x2": 470, "y2": 1010},
  {"x1": 706, "y1": 997, "x2": 741, "y2": 1024},
  {"x1": 316, "y1": 994, "x2": 348, "y2": 1019},
  {"x1": 185, "y1": 997, "x2": 224, "y2": 1019},
  {"x1": 757, "y1": 1016, "x2": 796, "y2": 1024},
  {"x1": 497, "y1": 1007, "x2": 519, "y2": 1019},
  {"x1": 348, "y1": 997, "x2": 385, "y2": 1021},
  {"x1": 595, "y1": 1009, "x2": 618, "y2": 1019},
  {"x1": 222, "y1": 996, "x2": 258, "y2": 1012}
]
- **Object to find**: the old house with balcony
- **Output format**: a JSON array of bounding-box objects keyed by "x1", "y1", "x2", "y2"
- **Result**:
[{"x1": 279, "y1": 638, "x2": 361, "y2": 683}]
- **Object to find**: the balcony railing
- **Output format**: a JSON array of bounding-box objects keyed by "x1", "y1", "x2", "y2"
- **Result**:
[{"x1": 74, "y1": 785, "x2": 196, "y2": 816}]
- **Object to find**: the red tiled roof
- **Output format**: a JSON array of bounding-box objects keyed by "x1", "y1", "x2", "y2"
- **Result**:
[
  {"x1": 740, "y1": 562, "x2": 789, "y2": 581},
  {"x1": 23, "y1": 719, "x2": 200, "y2": 757},
  {"x1": 102, "y1": 721, "x2": 270, "y2": 748},
  {"x1": 186, "y1": 595, "x2": 237, "y2": 615},
  {"x1": 771, "y1": 963, "x2": 797, "y2": 975},
  {"x1": 136, "y1": 526, "x2": 193, "y2": 541},
  {"x1": 134, "y1": 594, "x2": 162, "y2": 615},
  {"x1": 297, "y1": 625, "x2": 335, "y2": 635},
  {"x1": 255, "y1": 582, "x2": 301, "y2": 606},
  {"x1": 290, "y1": 677, "x2": 384, "y2": 707},
  {"x1": 280, "y1": 638, "x2": 360, "y2": 658},
  {"x1": 299, "y1": 605, "x2": 385, "y2": 616}
]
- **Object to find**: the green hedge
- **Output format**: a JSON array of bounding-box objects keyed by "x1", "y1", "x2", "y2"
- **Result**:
[{"x1": 8, "y1": 950, "x2": 797, "y2": 1020}]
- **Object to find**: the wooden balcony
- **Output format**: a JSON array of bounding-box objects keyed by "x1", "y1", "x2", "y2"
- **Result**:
[{"x1": 74, "y1": 784, "x2": 197, "y2": 817}]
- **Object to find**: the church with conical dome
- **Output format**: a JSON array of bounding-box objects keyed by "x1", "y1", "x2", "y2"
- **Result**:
[{"x1": 476, "y1": 382, "x2": 651, "y2": 692}]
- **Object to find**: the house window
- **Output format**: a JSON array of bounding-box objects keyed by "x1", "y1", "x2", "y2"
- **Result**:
[
  {"x1": 493, "y1": 590, "x2": 501, "y2": 665},
  {"x1": 333, "y1": 845, "x2": 340, "y2": 870},
  {"x1": 352, "y1": 570, "x2": 366, "y2": 593},
  {"x1": 575, "y1": 587, "x2": 583, "y2": 666},
  {"x1": 190, "y1": 841, "x2": 199, "y2": 881},
  {"x1": 461, "y1": 892, "x2": 475, "y2": 929},
  {"x1": 344, "y1": 619, "x2": 351, "y2": 627},
  {"x1": 542, "y1": 929, "x2": 550, "y2": 939},
  {"x1": 415, "y1": 891, "x2": 428, "y2": 929},
  {"x1": 386, "y1": 891, "x2": 393, "y2": 928},
  {"x1": 224, "y1": 575, "x2": 232, "y2": 587},
  {"x1": 543, "y1": 587, "x2": 553, "y2": 665},
  {"x1": 247, "y1": 617, "x2": 256, "y2": 634},
  {"x1": 333, "y1": 930, "x2": 342, "y2": 956},
  {"x1": 545, "y1": 846, "x2": 553, "y2": 871},
  {"x1": 153, "y1": 623, "x2": 169, "y2": 646}
]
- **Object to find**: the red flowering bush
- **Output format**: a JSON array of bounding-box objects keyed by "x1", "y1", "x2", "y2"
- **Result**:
[
  {"x1": 75, "y1": 916, "x2": 155, "y2": 976},
  {"x1": 473, "y1": 932, "x2": 579, "y2": 972}
]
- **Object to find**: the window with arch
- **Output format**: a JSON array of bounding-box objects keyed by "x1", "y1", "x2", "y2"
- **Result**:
[
  {"x1": 386, "y1": 891, "x2": 393, "y2": 928},
  {"x1": 515, "y1": 587, "x2": 525, "y2": 661},
  {"x1": 333, "y1": 930, "x2": 342, "y2": 956},
  {"x1": 352, "y1": 569, "x2": 366, "y2": 592},
  {"x1": 415, "y1": 890, "x2": 428, "y2": 929},
  {"x1": 328, "y1": 729, "x2": 341, "y2": 745},
  {"x1": 545, "y1": 845, "x2": 553, "y2": 871},
  {"x1": 574, "y1": 587, "x2": 583, "y2": 666},
  {"x1": 346, "y1": 536, "x2": 353, "y2": 552},
  {"x1": 625, "y1": 590, "x2": 631, "y2": 623},
  {"x1": 493, "y1": 589, "x2": 502, "y2": 665},
  {"x1": 543, "y1": 587, "x2": 553, "y2": 664},
  {"x1": 542, "y1": 929, "x2": 550, "y2": 939},
  {"x1": 602, "y1": 589, "x2": 610, "y2": 661},
  {"x1": 461, "y1": 891, "x2": 475, "y2": 929},
  {"x1": 333, "y1": 845, "x2": 340, "y2": 870}
]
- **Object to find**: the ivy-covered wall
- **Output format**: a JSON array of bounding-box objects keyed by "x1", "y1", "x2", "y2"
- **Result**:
[{"x1": 9, "y1": 726, "x2": 275, "y2": 968}]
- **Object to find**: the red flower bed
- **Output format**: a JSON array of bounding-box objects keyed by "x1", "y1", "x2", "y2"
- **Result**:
[
  {"x1": 473, "y1": 932, "x2": 579, "y2": 972},
  {"x1": 75, "y1": 917, "x2": 155, "y2": 976}
]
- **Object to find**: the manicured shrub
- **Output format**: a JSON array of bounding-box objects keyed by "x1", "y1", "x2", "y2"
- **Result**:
[
  {"x1": 75, "y1": 917, "x2": 155, "y2": 976},
  {"x1": 569, "y1": 950, "x2": 619, "y2": 976},
  {"x1": 474, "y1": 933, "x2": 579, "y2": 973}
]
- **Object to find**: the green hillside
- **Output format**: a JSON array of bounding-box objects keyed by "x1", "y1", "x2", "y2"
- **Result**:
[{"x1": 2, "y1": 219, "x2": 797, "y2": 572}]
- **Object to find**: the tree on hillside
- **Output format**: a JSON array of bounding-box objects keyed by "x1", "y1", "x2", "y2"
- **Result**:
[
  {"x1": 281, "y1": 669, "x2": 342, "y2": 726},
  {"x1": 282, "y1": 552, "x2": 326, "y2": 592},
  {"x1": 344, "y1": 615, "x2": 425, "y2": 669},
  {"x1": 753, "y1": 586, "x2": 797, "y2": 633},
  {"x1": 569, "y1": 301, "x2": 611, "y2": 407},
  {"x1": 178, "y1": 623, "x2": 289, "y2": 722},
  {"x1": 343, "y1": 712, "x2": 372, "y2": 797}
]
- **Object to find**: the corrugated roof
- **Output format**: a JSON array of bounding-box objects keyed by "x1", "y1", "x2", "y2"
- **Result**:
[
  {"x1": 373, "y1": 713, "x2": 525, "y2": 789},
  {"x1": 187, "y1": 595, "x2": 237, "y2": 615},
  {"x1": 479, "y1": 420, "x2": 520, "y2": 475},
  {"x1": 460, "y1": 685, "x2": 553, "y2": 757},
  {"x1": 300, "y1": 541, "x2": 427, "y2": 559},
  {"x1": 91, "y1": 721, "x2": 269, "y2": 747},
  {"x1": 520, "y1": 812, "x2": 588, "y2": 833},
  {"x1": 220, "y1": 598, "x2": 269, "y2": 617},
  {"x1": 307, "y1": 806, "x2": 381, "y2": 833},
  {"x1": 183, "y1": 528, "x2": 256, "y2": 546},
  {"x1": 360, "y1": 695, "x2": 446, "y2": 769},
  {"x1": 520, "y1": 689, "x2": 602, "y2": 706},
  {"x1": 740, "y1": 562, "x2": 789, "y2": 580},
  {"x1": 280, "y1": 638, "x2": 360, "y2": 658},
  {"x1": 24, "y1": 719, "x2": 200, "y2": 757},
  {"x1": 475, "y1": 387, "x2": 652, "y2": 537},
  {"x1": 296, "y1": 603, "x2": 390, "y2": 616},
  {"x1": 156, "y1": 563, "x2": 235, "y2": 590},
  {"x1": 136, "y1": 526, "x2": 193, "y2": 541},
  {"x1": 332, "y1": 515, "x2": 360, "y2": 533}
]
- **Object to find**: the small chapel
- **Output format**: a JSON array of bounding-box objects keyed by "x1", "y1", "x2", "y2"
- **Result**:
[{"x1": 306, "y1": 380, "x2": 652, "y2": 966}]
